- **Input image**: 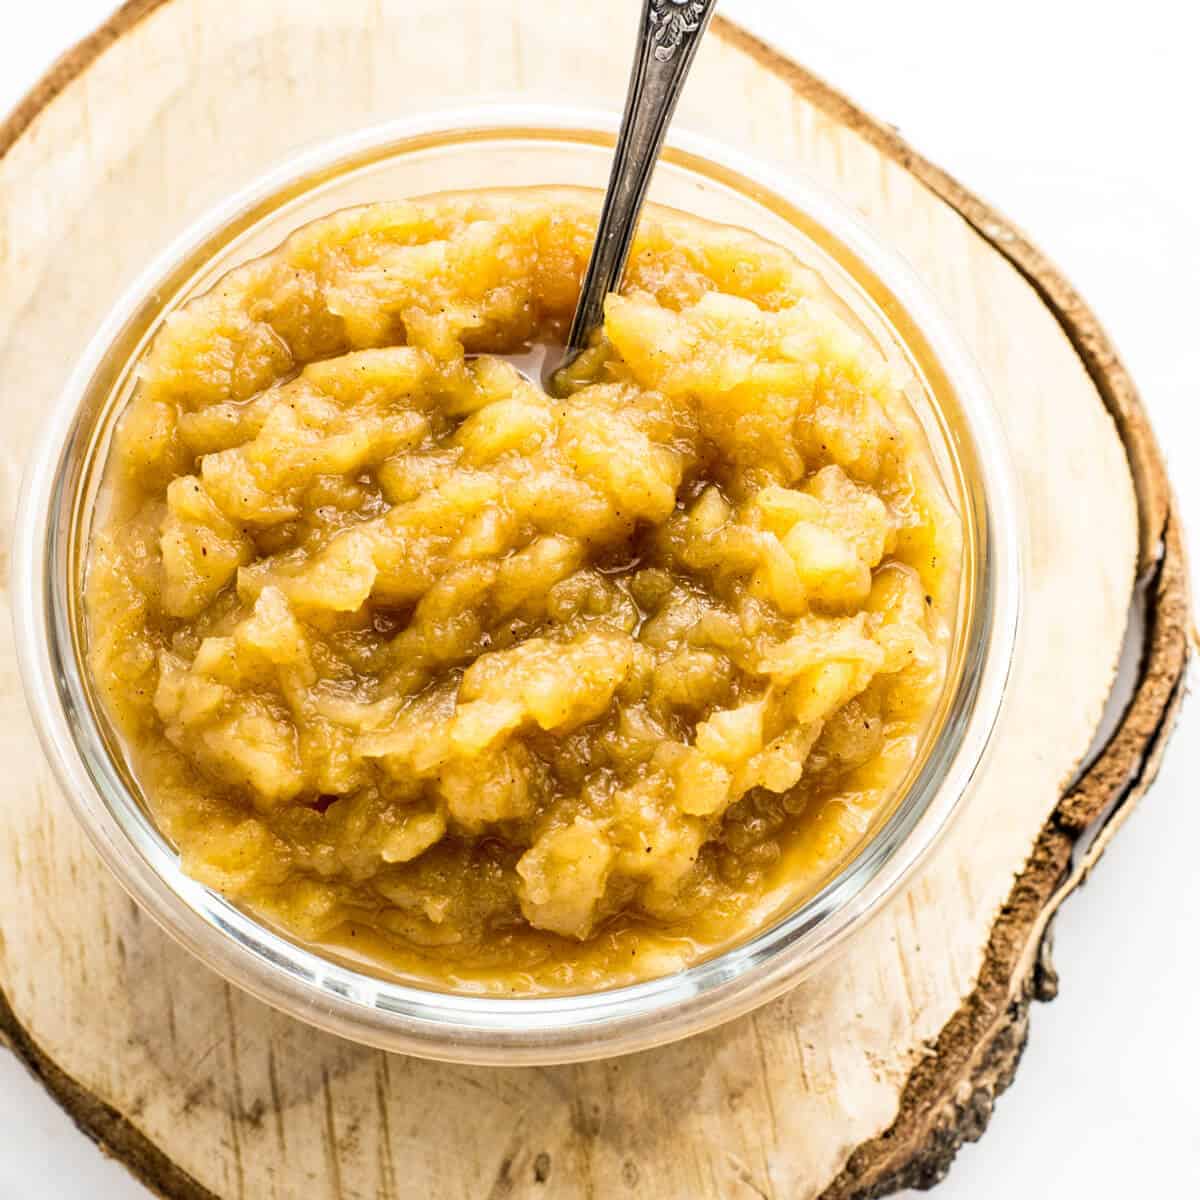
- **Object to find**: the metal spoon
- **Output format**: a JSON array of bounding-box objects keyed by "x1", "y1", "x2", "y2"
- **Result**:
[
  {"x1": 560, "y1": 0, "x2": 720, "y2": 370},
  {"x1": 476, "y1": 1, "x2": 720, "y2": 390}
]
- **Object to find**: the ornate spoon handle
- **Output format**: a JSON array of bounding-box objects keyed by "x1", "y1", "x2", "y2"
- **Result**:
[{"x1": 564, "y1": 0, "x2": 720, "y2": 356}]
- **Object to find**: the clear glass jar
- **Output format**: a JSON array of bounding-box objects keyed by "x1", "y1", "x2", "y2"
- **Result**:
[{"x1": 11, "y1": 107, "x2": 1020, "y2": 1065}]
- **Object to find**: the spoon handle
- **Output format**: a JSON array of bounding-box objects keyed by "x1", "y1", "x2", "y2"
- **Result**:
[{"x1": 565, "y1": 0, "x2": 720, "y2": 355}]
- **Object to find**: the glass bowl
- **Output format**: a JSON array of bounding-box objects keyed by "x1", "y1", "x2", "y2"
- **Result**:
[{"x1": 11, "y1": 106, "x2": 1020, "y2": 1065}]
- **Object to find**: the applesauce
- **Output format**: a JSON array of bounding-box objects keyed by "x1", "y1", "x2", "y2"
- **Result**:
[{"x1": 85, "y1": 190, "x2": 961, "y2": 992}]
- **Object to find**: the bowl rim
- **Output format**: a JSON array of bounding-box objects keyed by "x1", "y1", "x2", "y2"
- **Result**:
[{"x1": 11, "y1": 103, "x2": 1021, "y2": 1065}]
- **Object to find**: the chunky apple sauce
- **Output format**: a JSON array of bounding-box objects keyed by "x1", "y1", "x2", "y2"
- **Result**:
[{"x1": 85, "y1": 190, "x2": 960, "y2": 992}]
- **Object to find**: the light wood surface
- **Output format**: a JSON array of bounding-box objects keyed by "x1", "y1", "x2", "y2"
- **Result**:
[{"x1": 0, "y1": 2, "x2": 1187, "y2": 1198}]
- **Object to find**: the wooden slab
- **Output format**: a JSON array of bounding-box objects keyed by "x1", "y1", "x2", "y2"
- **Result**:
[{"x1": 0, "y1": 2, "x2": 1189, "y2": 1197}]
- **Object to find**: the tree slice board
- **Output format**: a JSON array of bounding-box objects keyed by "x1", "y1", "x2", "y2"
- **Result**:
[{"x1": 0, "y1": 2, "x2": 1189, "y2": 1198}]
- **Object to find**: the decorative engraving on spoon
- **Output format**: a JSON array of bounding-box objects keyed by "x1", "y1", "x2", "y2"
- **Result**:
[{"x1": 648, "y1": 1, "x2": 709, "y2": 62}]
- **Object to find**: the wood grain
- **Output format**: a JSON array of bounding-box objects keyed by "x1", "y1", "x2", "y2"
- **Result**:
[{"x1": 0, "y1": 3, "x2": 1188, "y2": 1198}]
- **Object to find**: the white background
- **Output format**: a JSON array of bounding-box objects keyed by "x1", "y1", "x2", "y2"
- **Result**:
[{"x1": 2, "y1": 2, "x2": 1197, "y2": 1197}]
